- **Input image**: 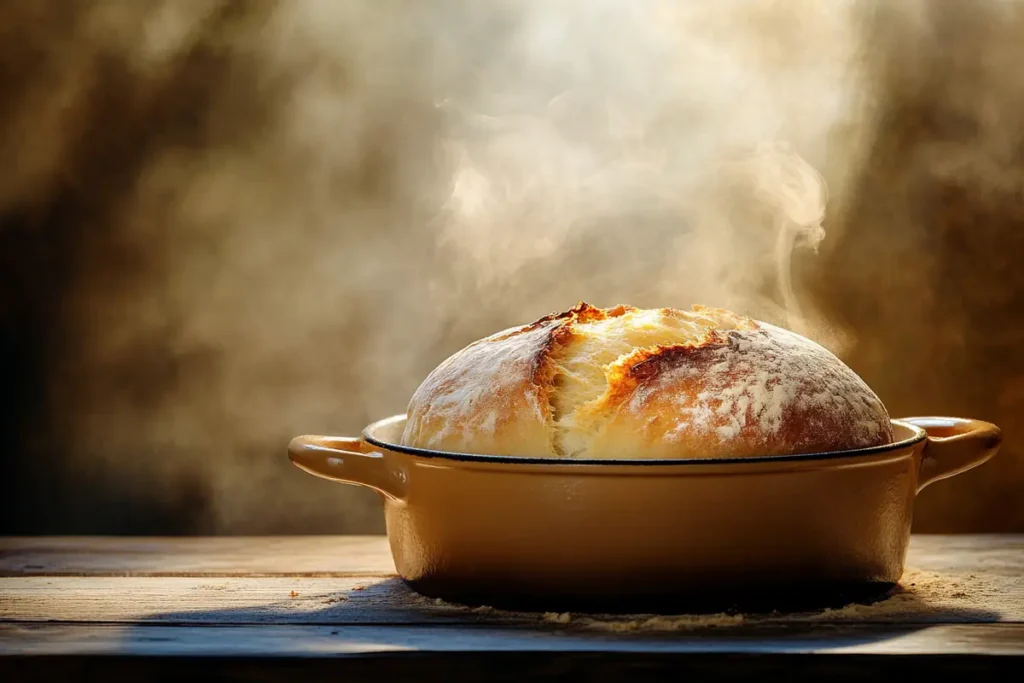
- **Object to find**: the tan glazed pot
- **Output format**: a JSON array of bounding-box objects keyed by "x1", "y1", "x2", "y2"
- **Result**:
[{"x1": 288, "y1": 415, "x2": 1000, "y2": 611}]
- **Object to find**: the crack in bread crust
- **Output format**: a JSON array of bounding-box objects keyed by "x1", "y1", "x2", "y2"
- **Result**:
[
  {"x1": 599, "y1": 332, "x2": 733, "y2": 410},
  {"x1": 545, "y1": 305, "x2": 756, "y2": 457},
  {"x1": 536, "y1": 302, "x2": 631, "y2": 456}
]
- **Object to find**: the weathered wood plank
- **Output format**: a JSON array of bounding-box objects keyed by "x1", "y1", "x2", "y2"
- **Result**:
[
  {"x1": 2, "y1": 535, "x2": 1020, "y2": 578},
  {"x1": 1, "y1": 534, "x2": 1020, "y2": 582},
  {"x1": 0, "y1": 536, "x2": 395, "y2": 577},
  {"x1": 1, "y1": 567, "x2": 1021, "y2": 625},
  {"x1": 2, "y1": 622, "x2": 1024, "y2": 656},
  {"x1": 907, "y1": 534, "x2": 1024, "y2": 572},
  {"x1": 0, "y1": 576, "x2": 530, "y2": 626},
  {"x1": 4, "y1": 624, "x2": 1024, "y2": 681}
]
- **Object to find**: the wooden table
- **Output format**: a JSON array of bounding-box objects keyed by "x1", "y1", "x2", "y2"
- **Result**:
[{"x1": 1, "y1": 535, "x2": 1022, "y2": 680}]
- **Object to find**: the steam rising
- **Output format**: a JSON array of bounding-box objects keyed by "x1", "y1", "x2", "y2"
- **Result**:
[
  {"x1": 2, "y1": 0, "x2": 890, "y2": 531},
  {"x1": 723, "y1": 142, "x2": 829, "y2": 336}
]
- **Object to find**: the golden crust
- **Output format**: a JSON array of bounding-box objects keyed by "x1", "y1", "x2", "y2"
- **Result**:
[
  {"x1": 401, "y1": 303, "x2": 893, "y2": 459},
  {"x1": 588, "y1": 324, "x2": 893, "y2": 458}
]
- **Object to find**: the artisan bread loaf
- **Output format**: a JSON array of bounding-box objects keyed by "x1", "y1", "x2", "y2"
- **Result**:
[{"x1": 401, "y1": 303, "x2": 893, "y2": 459}]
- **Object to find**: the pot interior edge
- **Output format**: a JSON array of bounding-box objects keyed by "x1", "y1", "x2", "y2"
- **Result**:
[{"x1": 362, "y1": 414, "x2": 927, "y2": 469}]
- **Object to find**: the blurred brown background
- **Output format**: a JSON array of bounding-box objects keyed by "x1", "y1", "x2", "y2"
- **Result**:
[{"x1": 1, "y1": 0, "x2": 1022, "y2": 535}]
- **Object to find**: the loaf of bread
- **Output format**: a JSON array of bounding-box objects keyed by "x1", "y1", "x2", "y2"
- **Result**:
[{"x1": 401, "y1": 303, "x2": 893, "y2": 459}]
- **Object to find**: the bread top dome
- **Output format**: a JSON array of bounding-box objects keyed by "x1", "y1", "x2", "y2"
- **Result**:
[{"x1": 401, "y1": 302, "x2": 893, "y2": 459}]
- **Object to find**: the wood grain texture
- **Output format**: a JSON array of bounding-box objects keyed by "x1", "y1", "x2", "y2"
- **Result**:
[
  {"x1": 0, "y1": 572, "x2": 1022, "y2": 625},
  {"x1": 0, "y1": 536, "x2": 395, "y2": 576},
  {"x1": 2, "y1": 624, "x2": 1023, "y2": 681},
  {"x1": 2, "y1": 534, "x2": 1021, "y2": 577},
  {"x1": 3, "y1": 622, "x2": 1024, "y2": 656}
]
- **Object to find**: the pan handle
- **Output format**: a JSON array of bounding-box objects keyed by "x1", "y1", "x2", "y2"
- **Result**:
[
  {"x1": 902, "y1": 417, "x2": 1002, "y2": 492},
  {"x1": 288, "y1": 435, "x2": 406, "y2": 501}
]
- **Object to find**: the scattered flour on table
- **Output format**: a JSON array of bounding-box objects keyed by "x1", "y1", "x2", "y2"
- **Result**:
[
  {"x1": 412, "y1": 567, "x2": 1009, "y2": 631},
  {"x1": 571, "y1": 612, "x2": 746, "y2": 631},
  {"x1": 542, "y1": 611, "x2": 573, "y2": 624}
]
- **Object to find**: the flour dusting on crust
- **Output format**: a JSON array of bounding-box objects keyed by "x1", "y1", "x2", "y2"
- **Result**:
[
  {"x1": 622, "y1": 323, "x2": 890, "y2": 454},
  {"x1": 401, "y1": 318, "x2": 560, "y2": 456}
]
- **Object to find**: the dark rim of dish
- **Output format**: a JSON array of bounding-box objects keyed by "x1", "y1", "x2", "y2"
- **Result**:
[{"x1": 362, "y1": 416, "x2": 927, "y2": 466}]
